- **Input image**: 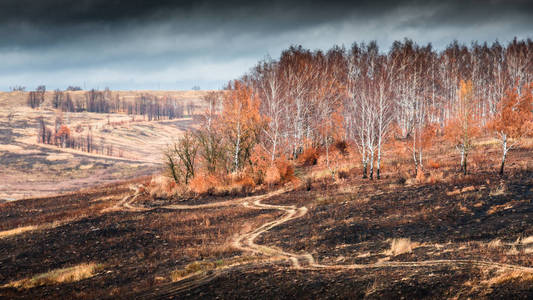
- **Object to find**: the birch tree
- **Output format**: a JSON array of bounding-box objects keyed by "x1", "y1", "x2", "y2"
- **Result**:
[{"x1": 489, "y1": 83, "x2": 533, "y2": 175}]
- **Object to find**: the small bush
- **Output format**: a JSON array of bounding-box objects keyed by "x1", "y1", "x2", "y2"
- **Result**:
[
  {"x1": 337, "y1": 169, "x2": 350, "y2": 180},
  {"x1": 427, "y1": 170, "x2": 444, "y2": 184},
  {"x1": 264, "y1": 165, "x2": 281, "y2": 186},
  {"x1": 396, "y1": 176, "x2": 407, "y2": 185},
  {"x1": 299, "y1": 147, "x2": 319, "y2": 166},
  {"x1": 428, "y1": 160, "x2": 441, "y2": 169},
  {"x1": 250, "y1": 145, "x2": 270, "y2": 184},
  {"x1": 334, "y1": 140, "x2": 349, "y2": 156},
  {"x1": 189, "y1": 173, "x2": 220, "y2": 195},
  {"x1": 305, "y1": 177, "x2": 313, "y2": 191},
  {"x1": 276, "y1": 157, "x2": 295, "y2": 182},
  {"x1": 147, "y1": 175, "x2": 178, "y2": 198},
  {"x1": 415, "y1": 168, "x2": 426, "y2": 184},
  {"x1": 233, "y1": 175, "x2": 255, "y2": 195},
  {"x1": 385, "y1": 238, "x2": 419, "y2": 256}
]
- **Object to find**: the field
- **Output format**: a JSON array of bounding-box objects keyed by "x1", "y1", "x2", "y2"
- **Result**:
[
  {"x1": 0, "y1": 91, "x2": 208, "y2": 200},
  {"x1": 1, "y1": 141, "x2": 532, "y2": 298},
  {"x1": 1, "y1": 88, "x2": 533, "y2": 299}
]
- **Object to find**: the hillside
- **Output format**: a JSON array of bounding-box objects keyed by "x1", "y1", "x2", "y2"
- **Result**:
[
  {"x1": 0, "y1": 90, "x2": 210, "y2": 200},
  {"x1": 0, "y1": 159, "x2": 532, "y2": 299}
]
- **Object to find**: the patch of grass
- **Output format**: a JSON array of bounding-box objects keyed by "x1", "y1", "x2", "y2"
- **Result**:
[
  {"x1": 0, "y1": 225, "x2": 38, "y2": 239},
  {"x1": 384, "y1": 238, "x2": 419, "y2": 256},
  {"x1": 520, "y1": 236, "x2": 533, "y2": 245},
  {"x1": 3, "y1": 263, "x2": 103, "y2": 290},
  {"x1": 0, "y1": 217, "x2": 87, "y2": 239},
  {"x1": 170, "y1": 256, "x2": 257, "y2": 282},
  {"x1": 484, "y1": 270, "x2": 533, "y2": 286}
]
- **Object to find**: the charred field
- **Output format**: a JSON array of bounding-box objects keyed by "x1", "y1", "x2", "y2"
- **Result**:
[{"x1": 1, "y1": 163, "x2": 533, "y2": 299}]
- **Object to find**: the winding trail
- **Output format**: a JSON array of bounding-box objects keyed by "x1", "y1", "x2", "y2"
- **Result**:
[{"x1": 123, "y1": 184, "x2": 533, "y2": 298}]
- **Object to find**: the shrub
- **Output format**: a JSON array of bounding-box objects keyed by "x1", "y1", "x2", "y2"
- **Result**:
[
  {"x1": 396, "y1": 176, "x2": 407, "y2": 185},
  {"x1": 427, "y1": 170, "x2": 445, "y2": 184},
  {"x1": 334, "y1": 140, "x2": 349, "y2": 156},
  {"x1": 233, "y1": 175, "x2": 256, "y2": 195},
  {"x1": 264, "y1": 165, "x2": 281, "y2": 186},
  {"x1": 428, "y1": 160, "x2": 441, "y2": 169},
  {"x1": 276, "y1": 157, "x2": 295, "y2": 182},
  {"x1": 415, "y1": 168, "x2": 426, "y2": 184},
  {"x1": 305, "y1": 176, "x2": 313, "y2": 191},
  {"x1": 385, "y1": 238, "x2": 419, "y2": 256},
  {"x1": 250, "y1": 145, "x2": 270, "y2": 184},
  {"x1": 147, "y1": 175, "x2": 178, "y2": 198},
  {"x1": 337, "y1": 169, "x2": 350, "y2": 180},
  {"x1": 189, "y1": 173, "x2": 220, "y2": 195},
  {"x1": 299, "y1": 147, "x2": 319, "y2": 166}
]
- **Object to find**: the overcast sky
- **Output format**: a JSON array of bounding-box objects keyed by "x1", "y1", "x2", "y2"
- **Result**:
[{"x1": 1, "y1": 0, "x2": 532, "y2": 91}]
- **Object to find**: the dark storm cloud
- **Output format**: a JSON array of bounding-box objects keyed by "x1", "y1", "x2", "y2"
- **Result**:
[{"x1": 1, "y1": 0, "x2": 532, "y2": 90}]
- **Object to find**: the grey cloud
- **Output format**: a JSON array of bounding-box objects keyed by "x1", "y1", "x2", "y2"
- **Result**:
[{"x1": 0, "y1": 0, "x2": 531, "y2": 90}]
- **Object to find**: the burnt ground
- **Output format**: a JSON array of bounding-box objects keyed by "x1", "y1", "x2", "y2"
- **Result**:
[
  {"x1": 0, "y1": 183, "x2": 282, "y2": 299},
  {"x1": 0, "y1": 167, "x2": 533, "y2": 299},
  {"x1": 260, "y1": 171, "x2": 533, "y2": 266}
]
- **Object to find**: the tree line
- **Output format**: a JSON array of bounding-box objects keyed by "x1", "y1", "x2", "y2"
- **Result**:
[
  {"x1": 30, "y1": 88, "x2": 189, "y2": 120},
  {"x1": 36, "y1": 115, "x2": 115, "y2": 156},
  {"x1": 166, "y1": 38, "x2": 532, "y2": 187}
]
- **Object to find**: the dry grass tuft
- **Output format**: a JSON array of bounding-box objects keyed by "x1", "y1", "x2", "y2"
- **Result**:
[
  {"x1": 520, "y1": 236, "x2": 533, "y2": 245},
  {"x1": 487, "y1": 238, "x2": 502, "y2": 248},
  {"x1": 0, "y1": 218, "x2": 81, "y2": 239},
  {"x1": 0, "y1": 225, "x2": 38, "y2": 239},
  {"x1": 385, "y1": 238, "x2": 419, "y2": 256},
  {"x1": 147, "y1": 175, "x2": 179, "y2": 198},
  {"x1": 170, "y1": 261, "x2": 216, "y2": 281},
  {"x1": 3, "y1": 263, "x2": 102, "y2": 290},
  {"x1": 170, "y1": 256, "x2": 257, "y2": 282},
  {"x1": 447, "y1": 185, "x2": 476, "y2": 196},
  {"x1": 484, "y1": 270, "x2": 533, "y2": 286},
  {"x1": 426, "y1": 170, "x2": 445, "y2": 184},
  {"x1": 415, "y1": 169, "x2": 426, "y2": 184},
  {"x1": 489, "y1": 184, "x2": 507, "y2": 196},
  {"x1": 486, "y1": 200, "x2": 525, "y2": 215}
]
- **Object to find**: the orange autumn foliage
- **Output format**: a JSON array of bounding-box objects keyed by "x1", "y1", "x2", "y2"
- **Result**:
[
  {"x1": 189, "y1": 173, "x2": 221, "y2": 195},
  {"x1": 299, "y1": 147, "x2": 319, "y2": 166},
  {"x1": 488, "y1": 83, "x2": 533, "y2": 174},
  {"x1": 489, "y1": 83, "x2": 533, "y2": 143},
  {"x1": 265, "y1": 156, "x2": 295, "y2": 186},
  {"x1": 264, "y1": 165, "x2": 281, "y2": 186},
  {"x1": 56, "y1": 125, "x2": 71, "y2": 138},
  {"x1": 444, "y1": 80, "x2": 480, "y2": 174},
  {"x1": 221, "y1": 80, "x2": 263, "y2": 172},
  {"x1": 428, "y1": 160, "x2": 441, "y2": 169}
]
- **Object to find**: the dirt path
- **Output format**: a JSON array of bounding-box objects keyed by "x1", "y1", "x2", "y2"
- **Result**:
[
  {"x1": 229, "y1": 192, "x2": 533, "y2": 273},
  {"x1": 120, "y1": 185, "x2": 533, "y2": 297},
  {"x1": 111, "y1": 186, "x2": 290, "y2": 212}
]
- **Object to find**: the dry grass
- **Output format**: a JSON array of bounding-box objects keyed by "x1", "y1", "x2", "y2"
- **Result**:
[
  {"x1": 489, "y1": 184, "x2": 507, "y2": 196},
  {"x1": 446, "y1": 185, "x2": 476, "y2": 196},
  {"x1": 384, "y1": 238, "x2": 419, "y2": 256},
  {"x1": 0, "y1": 225, "x2": 38, "y2": 239},
  {"x1": 0, "y1": 218, "x2": 81, "y2": 239},
  {"x1": 519, "y1": 236, "x2": 533, "y2": 245},
  {"x1": 170, "y1": 256, "x2": 257, "y2": 282},
  {"x1": 486, "y1": 200, "x2": 527, "y2": 215},
  {"x1": 426, "y1": 170, "x2": 445, "y2": 184},
  {"x1": 487, "y1": 238, "x2": 503, "y2": 248},
  {"x1": 147, "y1": 175, "x2": 179, "y2": 198},
  {"x1": 484, "y1": 269, "x2": 533, "y2": 286},
  {"x1": 3, "y1": 263, "x2": 102, "y2": 290}
]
